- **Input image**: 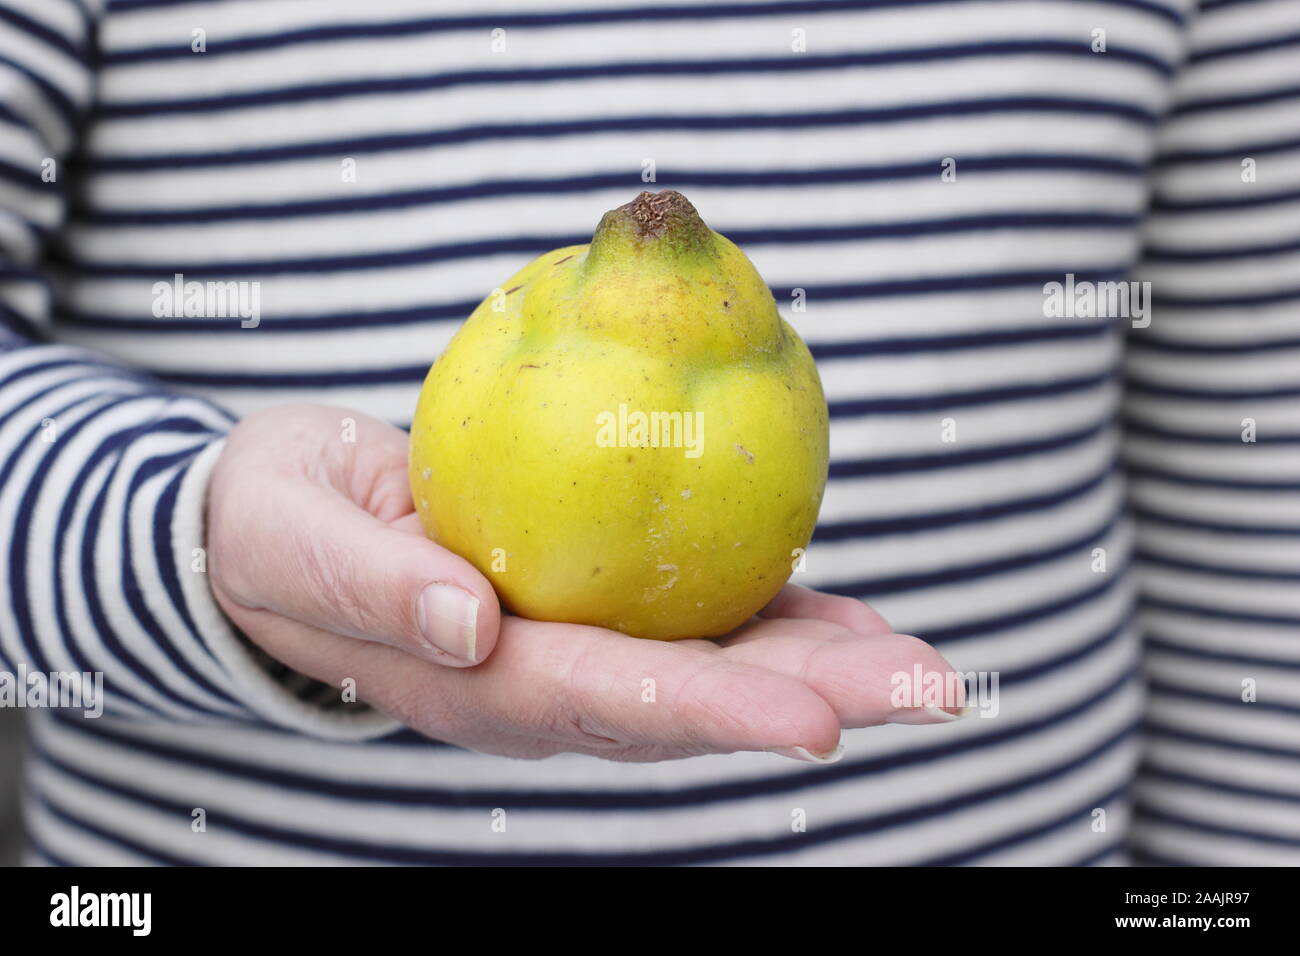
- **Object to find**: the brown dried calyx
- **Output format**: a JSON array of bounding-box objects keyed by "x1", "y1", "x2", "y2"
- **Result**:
[
  {"x1": 588, "y1": 189, "x2": 714, "y2": 266},
  {"x1": 625, "y1": 190, "x2": 696, "y2": 238}
]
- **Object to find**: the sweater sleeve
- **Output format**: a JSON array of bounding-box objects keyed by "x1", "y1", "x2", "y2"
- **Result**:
[
  {"x1": 1125, "y1": 0, "x2": 1300, "y2": 864},
  {"x1": 0, "y1": 1, "x2": 396, "y2": 739}
]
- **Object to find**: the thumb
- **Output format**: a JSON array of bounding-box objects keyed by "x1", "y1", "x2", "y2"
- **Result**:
[{"x1": 228, "y1": 483, "x2": 502, "y2": 667}]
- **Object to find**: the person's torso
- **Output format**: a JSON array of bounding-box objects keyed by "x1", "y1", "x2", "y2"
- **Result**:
[{"x1": 30, "y1": 0, "x2": 1179, "y2": 864}]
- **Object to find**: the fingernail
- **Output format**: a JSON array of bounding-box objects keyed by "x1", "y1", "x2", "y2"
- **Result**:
[
  {"x1": 416, "y1": 584, "x2": 480, "y2": 663},
  {"x1": 769, "y1": 743, "x2": 845, "y2": 764},
  {"x1": 887, "y1": 705, "x2": 968, "y2": 725}
]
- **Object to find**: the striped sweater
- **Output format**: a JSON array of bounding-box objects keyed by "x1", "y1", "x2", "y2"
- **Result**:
[{"x1": 0, "y1": 0, "x2": 1297, "y2": 864}]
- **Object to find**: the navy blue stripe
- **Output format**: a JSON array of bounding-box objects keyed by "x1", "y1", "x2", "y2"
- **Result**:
[
  {"x1": 23, "y1": 833, "x2": 75, "y2": 868},
  {"x1": 835, "y1": 513, "x2": 1118, "y2": 599},
  {"x1": 1144, "y1": 718, "x2": 1300, "y2": 761},
  {"x1": 1137, "y1": 547, "x2": 1300, "y2": 582},
  {"x1": 0, "y1": 6, "x2": 86, "y2": 61},
  {"x1": 85, "y1": 113, "x2": 1151, "y2": 169},
  {"x1": 0, "y1": 368, "x2": 122, "y2": 436},
  {"x1": 0, "y1": 53, "x2": 78, "y2": 129},
  {"x1": 1142, "y1": 233, "x2": 1300, "y2": 261},
  {"x1": 813, "y1": 319, "x2": 1116, "y2": 360},
  {"x1": 1125, "y1": 461, "x2": 1300, "y2": 492},
  {"x1": 791, "y1": 269, "x2": 1132, "y2": 303},
  {"x1": 830, "y1": 366, "x2": 1117, "y2": 417},
  {"x1": 100, "y1": 0, "x2": 1183, "y2": 62},
  {"x1": 69, "y1": 171, "x2": 1139, "y2": 229},
  {"x1": 816, "y1": 458, "x2": 1117, "y2": 540},
  {"x1": 1127, "y1": 331, "x2": 1300, "y2": 354},
  {"x1": 1150, "y1": 185, "x2": 1300, "y2": 212},
  {"x1": 922, "y1": 776, "x2": 1133, "y2": 866},
  {"x1": 1069, "y1": 844, "x2": 1128, "y2": 867},
  {"x1": 1140, "y1": 762, "x2": 1300, "y2": 805},
  {"x1": 45, "y1": 209, "x2": 1138, "y2": 273},
  {"x1": 1134, "y1": 802, "x2": 1300, "y2": 848},
  {"x1": 1128, "y1": 846, "x2": 1191, "y2": 866},
  {"x1": 889, "y1": 732, "x2": 1137, "y2": 867},
  {"x1": 0, "y1": 305, "x2": 42, "y2": 340},
  {"x1": 0, "y1": 260, "x2": 45, "y2": 283},
  {"x1": 0, "y1": 156, "x2": 49, "y2": 198},
  {"x1": 61, "y1": 0, "x2": 94, "y2": 41},
  {"x1": 34, "y1": 788, "x2": 193, "y2": 866},
  {"x1": 1124, "y1": 415, "x2": 1300, "y2": 444},
  {"x1": 1198, "y1": 0, "x2": 1271, "y2": 9},
  {"x1": 52, "y1": 211, "x2": 1139, "y2": 266},
  {"x1": 1149, "y1": 286, "x2": 1300, "y2": 308},
  {"x1": 112, "y1": 0, "x2": 1185, "y2": 23},
  {"x1": 1, "y1": 98, "x2": 61, "y2": 166},
  {"x1": 1156, "y1": 134, "x2": 1300, "y2": 166},
  {"x1": 1188, "y1": 30, "x2": 1300, "y2": 65},
  {"x1": 833, "y1": 419, "x2": 1112, "y2": 478},
  {"x1": 154, "y1": 365, "x2": 427, "y2": 389},
  {"x1": 1008, "y1": 607, "x2": 1137, "y2": 687},
  {"x1": 1135, "y1": 505, "x2": 1300, "y2": 537},
  {"x1": 905, "y1": 555, "x2": 1131, "y2": 645},
  {"x1": 1, "y1": 206, "x2": 50, "y2": 250},
  {"x1": 1127, "y1": 377, "x2": 1300, "y2": 401},
  {"x1": 1171, "y1": 82, "x2": 1300, "y2": 116},
  {"x1": 54, "y1": 301, "x2": 472, "y2": 333},
  {"x1": 0, "y1": 355, "x2": 153, "y2": 396},
  {"x1": 93, "y1": 49, "x2": 1172, "y2": 119},
  {"x1": 1144, "y1": 633, "x2": 1300, "y2": 672},
  {"x1": 1142, "y1": 594, "x2": 1300, "y2": 628},
  {"x1": 1148, "y1": 678, "x2": 1300, "y2": 717},
  {"x1": 152, "y1": 463, "x2": 224, "y2": 667}
]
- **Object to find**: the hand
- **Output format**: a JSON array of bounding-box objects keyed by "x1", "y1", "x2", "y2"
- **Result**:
[{"x1": 207, "y1": 404, "x2": 965, "y2": 762}]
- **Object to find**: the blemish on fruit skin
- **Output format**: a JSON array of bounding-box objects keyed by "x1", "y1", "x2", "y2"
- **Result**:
[
  {"x1": 421, "y1": 468, "x2": 432, "y2": 480},
  {"x1": 592, "y1": 566, "x2": 601, "y2": 576},
  {"x1": 504, "y1": 285, "x2": 523, "y2": 295},
  {"x1": 735, "y1": 444, "x2": 755, "y2": 464},
  {"x1": 680, "y1": 488, "x2": 692, "y2": 499}
]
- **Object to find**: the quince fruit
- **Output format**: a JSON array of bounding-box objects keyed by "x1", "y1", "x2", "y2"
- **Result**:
[{"x1": 410, "y1": 191, "x2": 828, "y2": 639}]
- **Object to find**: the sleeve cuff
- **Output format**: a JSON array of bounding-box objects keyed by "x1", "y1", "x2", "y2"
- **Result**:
[{"x1": 172, "y1": 437, "x2": 402, "y2": 741}]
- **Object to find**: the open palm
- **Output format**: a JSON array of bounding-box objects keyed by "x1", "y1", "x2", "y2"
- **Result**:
[{"x1": 208, "y1": 405, "x2": 965, "y2": 762}]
